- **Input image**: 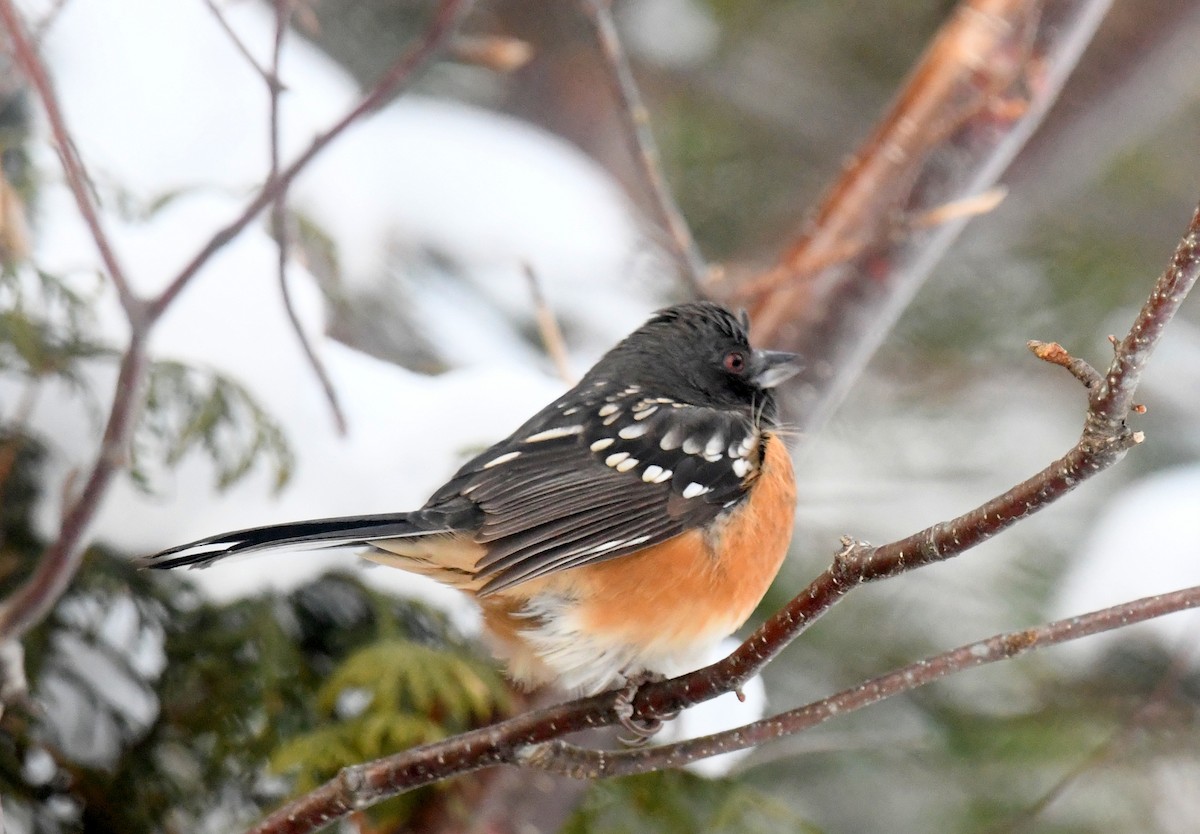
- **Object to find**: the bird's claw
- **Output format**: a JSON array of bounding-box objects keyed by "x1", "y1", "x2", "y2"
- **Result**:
[{"x1": 614, "y1": 671, "x2": 678, "y2": 746}]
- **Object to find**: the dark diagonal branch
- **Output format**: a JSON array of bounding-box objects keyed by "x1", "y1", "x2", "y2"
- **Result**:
[{"x1": 240, "y1": 194, "x2": 1200, "y2": 834}]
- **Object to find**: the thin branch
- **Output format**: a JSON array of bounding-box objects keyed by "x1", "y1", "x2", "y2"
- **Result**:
[
  {"x1": 0, "y1": 0, "x2": 143, "y2": 322},
  {"x1": 1090, "y1": 215, "x2": 1200, "y2": 425},
  {"x1": 201, "y1": 0, "x2": 276, "y2": 85},
  {"x1": 524, "y1": 263, "x2": 574, "y2": 385},
  {"x1": 521, "y1": 584, "x2": 1200, "y2": 777},
  {"x1": 147, "y1": 0, "x2": 473, "y2": 322},
  {"x1": 0, "y1": 336, "x2": 150, "y2": 642},
  {"x1": 239, "y1": 192, "x2": 1200, "y2": 834},
  {"x1": 580, "y1": 0, "x2": 708, "y2": 294},
  {"x1": 265, "y1": 0, "x2": 347, "y2": 435}
]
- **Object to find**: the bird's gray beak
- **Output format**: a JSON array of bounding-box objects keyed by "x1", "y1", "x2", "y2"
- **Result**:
[{"x1": 750, "y1": 349, "x2": 803, "y2": 389}]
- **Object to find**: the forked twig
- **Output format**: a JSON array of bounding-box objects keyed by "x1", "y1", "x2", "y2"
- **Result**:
[{"x1": 149, "y1": 0, "x2": 473, "y2": 319}]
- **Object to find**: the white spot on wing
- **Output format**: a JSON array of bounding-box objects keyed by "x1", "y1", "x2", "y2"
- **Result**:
[
  {"x1": 642, "y1": 465, "x2": 663, "y2": 482},
  {"x1": 605, "y1": 452, "x2": 630, "y2": 468},
  {"x1": 598, "y1": 403, "x2": 619, "y2": 417},
  {"x1": 590, "y1": 438, "x2": 615, "y2": 452},
  {"x1": 633, "y1": 405, "x2": 658, "y2": 421},
  {"x1": 660, "y1": 427, "x2": 685, "y2": 450},
  {"x1": 703, "y1": 434, "x2": 725, "y2": 462},
  {"x1": 682, "y1": 435, "x2": 704, "y2": 455},
  {"x1": 618, "y1": 423, "x2": 648, "y2": 440},
  {"x1": 616, "y1": 456, "x2": 639, "y2": 472},
  {"x1": 483, "y1": 451, "x2": 521, "y2": 469},
  {"x1": 732, "y1": 458, "x2": 751, "y2": 478},
  {"x1": 525, "y1": 425, "x2": 583, "y2": 443},
  {"x1": 682, "y1": 481, "x2": 711, "y2": 499}
]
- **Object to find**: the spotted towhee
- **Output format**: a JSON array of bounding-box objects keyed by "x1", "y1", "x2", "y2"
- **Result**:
[{"x1": 145, "y1": 302, "x2": 801, "y2": 699}]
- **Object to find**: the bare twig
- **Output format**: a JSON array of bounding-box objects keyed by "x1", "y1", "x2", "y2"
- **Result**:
[
  {"x1": 201, "y1": 0, "x2": 276, "y2": 85},
  {"x1": 0, "y1": 0, "x2": 142, "y2": 322},
  {"x1": 524, "y1": 264, "x2": 574, "y2": 384},
  {"x1": 521, "y1": 585, "x2": 1200, "y2": 777},
  {"x1": 1028, "y1": 339, "x2": 1103, "y2": 387},
  {"x1": 265, "y1": 0, "x2": 347, "y2": 434},
  {"x1": 148, "y1": 0, "x2": 473, "y2": 320},
  {"x1": 580, "y1": 0, "x2": 708, "y2": 293}
]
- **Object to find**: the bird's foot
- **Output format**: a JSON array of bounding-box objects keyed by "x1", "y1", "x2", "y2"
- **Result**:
[{"x1": 614, "y1": 671, "x2": 679, "y2": 746}]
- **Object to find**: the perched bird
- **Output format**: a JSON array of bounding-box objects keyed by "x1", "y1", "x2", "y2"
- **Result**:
[{"x1": 144, "y1": 302, "x2": 800, "y2": 711}]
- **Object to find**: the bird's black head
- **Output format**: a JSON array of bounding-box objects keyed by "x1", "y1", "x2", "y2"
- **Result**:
[{"x1": 582, "y1": 301, "x2": 801, "y2": 414}]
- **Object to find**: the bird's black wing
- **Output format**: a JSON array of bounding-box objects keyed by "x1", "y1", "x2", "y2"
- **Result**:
[{"x1": 421, "y1": 382, "x2": 765, "y2": 596}]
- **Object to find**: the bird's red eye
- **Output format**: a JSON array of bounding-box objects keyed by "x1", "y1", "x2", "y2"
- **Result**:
[{"x1": 723, "y1": 351, "x2": 746, "y2": 374}]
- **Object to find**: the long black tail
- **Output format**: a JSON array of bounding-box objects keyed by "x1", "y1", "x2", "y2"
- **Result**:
[{"x1": 140, "y1": 512, "x2": 434, "y2": 570}]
